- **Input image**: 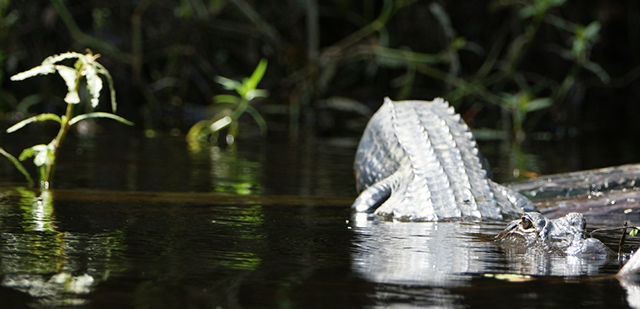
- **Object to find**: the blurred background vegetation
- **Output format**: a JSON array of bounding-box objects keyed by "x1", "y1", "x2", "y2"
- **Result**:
[{"x1": 1, "y1": 0, "x2": 639, "y2": 180}]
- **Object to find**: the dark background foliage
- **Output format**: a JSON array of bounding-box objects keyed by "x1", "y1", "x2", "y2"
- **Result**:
[{"x1": 1, "y1": 0, "x2": 639, "y2": 175}]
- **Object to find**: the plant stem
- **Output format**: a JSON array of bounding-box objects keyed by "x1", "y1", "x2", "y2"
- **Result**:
[
  {"x1": 231, "y1": 98, "x2": 249, "y2": 120},
  {"x1": 42, "y1": 102, "x2": 74, "y2": 188}
]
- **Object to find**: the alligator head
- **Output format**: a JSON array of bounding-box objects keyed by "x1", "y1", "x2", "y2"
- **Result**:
[{"x1": 496, "y1": 212, "x2": 613, "y2": 256}]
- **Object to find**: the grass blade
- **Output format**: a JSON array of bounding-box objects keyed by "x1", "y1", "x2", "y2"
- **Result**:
[
  {"x1": 0, "y1": 147, "x2": 34, "y2": 186},
  {"x1": 69, "y1": 112, "x2": 134, "y2": 126}
]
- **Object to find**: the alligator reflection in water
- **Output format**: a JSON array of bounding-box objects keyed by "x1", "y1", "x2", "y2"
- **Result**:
[
  {"x1": 351, "y1": 213, "x2": 612, "y2": 287},
  {"x1": 0, "y1": 188, "x2": 125, "y2": 306}
]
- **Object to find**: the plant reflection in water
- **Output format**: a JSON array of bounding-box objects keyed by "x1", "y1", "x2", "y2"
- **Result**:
[
  {"x1": 0, "y1": 188, "x2": 125, "y2": 306},
  {"x1": 208, "y1": 147, "x2": 263, "y2": 196}
]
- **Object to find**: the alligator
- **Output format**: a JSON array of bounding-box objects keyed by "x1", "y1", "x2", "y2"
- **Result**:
[
  {"x1": 496, "y1": 212, "x2": 614, "y2": 256},
  {"x1": 352, "y1": 97, "x2": 534, "y2": 221}
]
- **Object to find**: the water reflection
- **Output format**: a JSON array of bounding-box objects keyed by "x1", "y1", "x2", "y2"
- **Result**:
[
  {"x1": 210, "y1": 150, "x2": 262, "y2": 195},
  {"x1": 17, "y1": 189, "x2": 55, "y2": 232},
  {"x1": 0, "y1": 188, "x2": 125, "y2": 306},
  {"x1": 500, "y1": 246, "x2": 610, "y2": 276},
  {"x1": 190, "y1": 146, "x2": 263, "y2": 195},
  {"x1": 479, "y1": 137, "x2": 548, "y2": 182},
  {"x1": 351, "y1": 213, "x2": 615, "y2": 306},
  {"x1": 351, "y1": 213, "x2": 496, "y2": 287}
]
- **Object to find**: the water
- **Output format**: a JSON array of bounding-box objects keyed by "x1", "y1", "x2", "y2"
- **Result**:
[{"x1": 0, "y1": 128, "x2": 638, "y2": 307}]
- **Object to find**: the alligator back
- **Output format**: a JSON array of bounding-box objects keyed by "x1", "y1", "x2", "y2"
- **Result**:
[{"x1": 353, "y1": 97, "x2": 532, "y2": 221}]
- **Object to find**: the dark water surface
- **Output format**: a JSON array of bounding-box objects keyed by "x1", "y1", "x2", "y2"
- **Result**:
[{"x1": 0, "y1": 130, "x2": 638, "y2": 307}]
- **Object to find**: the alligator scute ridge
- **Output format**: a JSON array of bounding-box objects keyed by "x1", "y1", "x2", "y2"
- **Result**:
[{"x1": 352, "y1": 97, "x2": 534, "y2": 221}]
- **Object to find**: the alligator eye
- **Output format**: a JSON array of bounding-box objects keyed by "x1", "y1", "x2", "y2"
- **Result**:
[{"x1": 521, "y1": 217, "x2": 533, "y2": 230}]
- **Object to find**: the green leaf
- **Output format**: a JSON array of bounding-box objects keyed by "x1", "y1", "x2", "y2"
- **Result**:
[
  {"x1": 245, "y1": 105, "x2": 267, "y2": 136},
  {"x1": 68, "y1": 112, "x2": 134, "y2": 126},
  {"x1": 95, "y1": 62, "x2": 118, "y2": 112},
  {"x1": 583, "y1": 60, "x2": 610, "y2": 83},
  {"x1": 19, "y1": 144, "x2": 50, "y2": 166},
  {"x1": 450, "y1": 37, "x2": 467, "y2": 50},
  {"x1": 245, "y1": 58, "x2": 268, "y2": 92},
  {"x1": 630, "y1": 228, "x2": 639, "y2": 237},
  {"x1": 518, "y1": 6, "x2": 536, "y2": 19},
  {"x1": 74, "y1": 58, "x2": 83, "y2": 71},
  {"x1": 519, "y1": 0, "x2": 566, "y2": 19},
  {"x1": 571, "y1": 38, "x2": 586, "y2": 59},
  {"x1": 582, "y1": 21, "x2": 601, "y2": 41},
  {"x1": 245, "y1": 89, "x2": 269, "y2": 101},
  {"x1": 215, "y1": 76, "x2": 243, "y2": 91},
  {"x1": 0, "y1": 147, "x2": 34, "y2": 186},
  {"x1": 18, "y1": 147, "x2": 39, "y2": 162},
  {"x1": 525, "y1": 98, "x2": 553, "y2": 113},
  {"x1": 214, "y1": 94, "x2": 241, "y2": 105},
  {"x1": 7, "y1": 113, "x2": 63, "y2": 133}
]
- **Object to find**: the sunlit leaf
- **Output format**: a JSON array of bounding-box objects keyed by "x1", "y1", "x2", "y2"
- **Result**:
[
  {"x1": 19, "y1": 144, "x2": 51, "y2": 167},
  {"x1": 68, "y1": 112, "x2": 134, "y2": 126},
  {"x1": 631, "y1": 228, "x2": 639, "y2": 237},
  {"x1": 10, "y1": 64, "x2": 56, "y2": 81},
  {"x1": 55, "y1": 65, "x2": 78, "y2": 91},
  {"x1": 95, "y1": 63, "x2": 118, "y2": 112},
  {"x1": 7, "y1": 113, "x2": 63, "y2": 133},
  {"x1": 19, "y1": 147, "x2": 38, "y2": 162},
  {"x1": 245, "y1": 89, "x2": 269, "y2": 101},
  {"x1": 210, "y1": 116, "x2": 232, "y2": 132},
  {"x1": 245, "y1": 58, "x2": 268, "y2": 92},
  {"x1": 215, "y1": 76, "x2": 243, "y2": 91},
  {"x1": 41, "y1": 51, "x2": 84, "y2": 65},
  {"x1": 11, "y1": 52, "x2": 84, "y2": 82},
  {"x1": 34, "y1": 148, "x2": 49, "y2": 166},
  {"x1": 83, "y1": 64, "x2": 103, "y2": 108}
]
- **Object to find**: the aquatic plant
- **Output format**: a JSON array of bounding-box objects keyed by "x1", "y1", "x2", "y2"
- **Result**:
[
  {"x1": 0, "y1": 50, "x2": 133, "y2": 188},
  {"x1": 187, "y1": 58, "x2": 268, "y2": 150}
]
